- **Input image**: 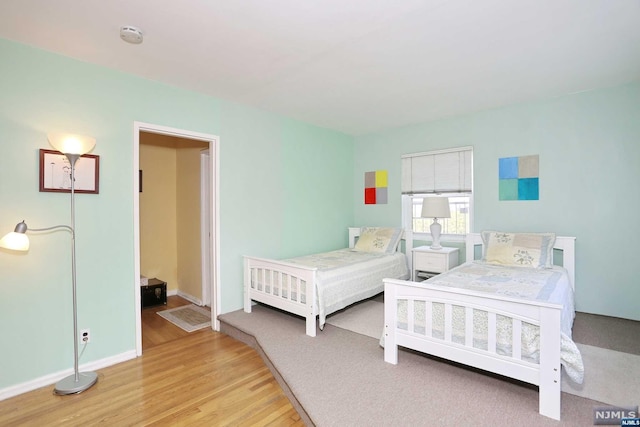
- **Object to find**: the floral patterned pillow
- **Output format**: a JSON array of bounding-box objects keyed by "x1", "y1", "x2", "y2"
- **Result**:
[
  {"x1": 353, "y1": 227, "x2": 403, "y2": 254},
  {"x1": 481, "y1": 231, "x2": 556, "y2": 269}
]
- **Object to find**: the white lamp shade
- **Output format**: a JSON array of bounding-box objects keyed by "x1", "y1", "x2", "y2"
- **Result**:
[
  {"x1": 421, "y1": 197, "x2": 451, "y2": 219},
  {"x1": 48, "y1": 133, "x2": 96, "y2": 155},
  {"x1": 0, "y1": 231, "x2": 30, "y2": 251}
]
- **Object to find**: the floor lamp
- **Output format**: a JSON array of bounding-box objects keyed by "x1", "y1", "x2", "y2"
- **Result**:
[{"x1": 0, "y1": 133, "x2": 98, "y2": 395}]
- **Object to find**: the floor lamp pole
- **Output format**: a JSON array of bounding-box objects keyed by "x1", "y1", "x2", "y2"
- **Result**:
[{"x1": 54, "y1": 154, "x2": 98, "y2": 395}]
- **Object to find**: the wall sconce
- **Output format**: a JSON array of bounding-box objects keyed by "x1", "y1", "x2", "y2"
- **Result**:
[{"x1": 0, "y1": 133, "x2": 97, "y2": 395}]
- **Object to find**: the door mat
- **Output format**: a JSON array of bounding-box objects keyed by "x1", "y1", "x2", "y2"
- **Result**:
[{"x1": 157, "y1": 304, "x2": 211, "y2": 332}]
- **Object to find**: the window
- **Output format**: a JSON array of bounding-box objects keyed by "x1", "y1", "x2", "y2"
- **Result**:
[
  {"x1": 401, "y1": 147, "x2": 473, "y2": 241},
  {"x1": 410, "y1": 194, "x2": 470, "y2": 235}
]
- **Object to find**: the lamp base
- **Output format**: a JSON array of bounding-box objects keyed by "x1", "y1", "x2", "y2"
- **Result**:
[
  {"x1": 429, "y1": 219, "x2": 443, "y2": 250},
  {"x1": 54, "y1": 371, "x2": 98, "y2": 395}
]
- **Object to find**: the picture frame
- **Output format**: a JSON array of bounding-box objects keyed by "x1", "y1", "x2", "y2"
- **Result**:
[{"x1": 39, "y1": 149, "x2": 100, "y2": 194}]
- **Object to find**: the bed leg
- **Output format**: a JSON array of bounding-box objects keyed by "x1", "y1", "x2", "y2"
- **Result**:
[
  {"x1": 384, "y1": 341, "x2": 398, "y2": 365},
  {"x1": 539, "y1": 367, "x2": 561, "y2": 420},
  {"x1": 244, "y1": 295, "x2": 252, "y2": 313},
  {"x1": 306, "y1": 315, "x2": 316, "y2": 337},
  {"x1": 538, "y1": 309, "x2": 561, "y2": 420},
  {"x1": 383, "y1": 322, "x2": 398, "y2": 364},
  {"x1": 243, "y1": 258, "x2": 252, "y2": 313},
  {"x1": 383, "y1": 282, "x2": 398, "y2": 364}
]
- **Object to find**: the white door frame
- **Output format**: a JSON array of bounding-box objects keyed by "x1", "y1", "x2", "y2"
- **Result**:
[
  {"x1": 133, "y1": 122, "x2": 221, "y2": 356},
  {"x1": 200, "y1": 149, "x2": 211, "y2": 306}
]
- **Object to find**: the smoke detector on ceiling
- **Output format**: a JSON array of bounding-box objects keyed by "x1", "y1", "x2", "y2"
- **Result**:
[{"x1": 120, "y1": 26, "x2": 144, "y2": 44}]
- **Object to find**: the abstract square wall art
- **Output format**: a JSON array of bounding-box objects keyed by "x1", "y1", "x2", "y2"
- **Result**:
[
  {"x1": 499, "y1": 155, "x2": 539, "y2": 201},
  {"x1": 364, "y1": 170, "x2": 388, "y2": 204}
]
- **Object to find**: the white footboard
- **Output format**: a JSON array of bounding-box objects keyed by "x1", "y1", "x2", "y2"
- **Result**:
[
  {"x1": 383, "y1": 278, "x2": 562, "y2": 420},
  {"x1": 244, "y1": 256, "x2": 318, "y2": 336}
]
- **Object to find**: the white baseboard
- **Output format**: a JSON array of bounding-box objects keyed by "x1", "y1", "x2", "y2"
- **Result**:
[
  {"x1": 166, "y1": 289, "x2": 203, "y2": 306},
  {"x1": 0, "y1": 350, "x2": 137, "y2": 401},
  {"x1": 177, "y1": 290, "x2": 203, "y2": 306}
]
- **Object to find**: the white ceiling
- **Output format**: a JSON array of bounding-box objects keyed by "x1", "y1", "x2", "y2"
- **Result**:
[{"x1": 1, "y1": 0, "x2": 639, "y2": 135}]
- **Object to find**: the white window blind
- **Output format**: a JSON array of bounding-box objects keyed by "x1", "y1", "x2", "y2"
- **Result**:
[{"x1": 401, "y1": 146, "x2": 473, "y2": 194}]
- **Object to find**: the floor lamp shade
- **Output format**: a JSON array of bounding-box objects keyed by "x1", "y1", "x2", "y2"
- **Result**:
[
  {"x1": 48, "y1": 133, "x2": 96, "y2": 155},
  {"x1": 421, "y1": 197, "x2": 451, "y2": 250},
  {"x1": 0, "y1": 222, "x2": 30, "y2": 251}
]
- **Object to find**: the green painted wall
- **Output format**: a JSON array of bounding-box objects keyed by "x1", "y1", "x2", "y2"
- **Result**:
[
  {"x1": 0, "y1": 39, "x2": 354, "y2": 390},
  {"x1": 353, "y1": 81, "x2": 640, "y2": 321}
]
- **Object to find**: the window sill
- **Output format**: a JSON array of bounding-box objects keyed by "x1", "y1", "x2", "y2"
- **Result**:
[{"x1": 411, "y1": 232, "x2": 466, "y2": 244}]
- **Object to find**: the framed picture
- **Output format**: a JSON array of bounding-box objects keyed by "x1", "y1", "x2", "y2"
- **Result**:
[{"x1": 39, "y1": 149, "x2": 100, "y2": 194}]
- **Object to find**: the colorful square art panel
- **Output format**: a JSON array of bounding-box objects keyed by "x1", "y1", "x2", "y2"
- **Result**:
[
  {"x1": 364, "y1": 170, "x2": 388, "y2": 204},
  {"x1": 499, "y1": 155, "x2": 539, "y2": 201}
]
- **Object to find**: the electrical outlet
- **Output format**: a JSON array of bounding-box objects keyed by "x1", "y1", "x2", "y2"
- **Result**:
[{"x1": 80, "y1": 328, "x2": 91, "y2": 344}]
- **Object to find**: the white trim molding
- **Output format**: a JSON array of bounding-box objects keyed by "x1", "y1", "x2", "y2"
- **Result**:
[{"x1": 0, "y1": 350, "x2": 137, "y2": 401}]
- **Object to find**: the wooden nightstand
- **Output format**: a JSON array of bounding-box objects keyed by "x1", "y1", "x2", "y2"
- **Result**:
[{"x1": 412, "y1": 246, "x2": 460, "y2": 281}]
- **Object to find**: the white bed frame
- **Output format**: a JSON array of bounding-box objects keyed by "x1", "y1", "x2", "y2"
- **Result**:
[
  {"x1": 244, "y1": 227, "x2": 385, "y2": 337},
  {"x1": 383, "y1": 233, "x2": 575, "y2": 421}
]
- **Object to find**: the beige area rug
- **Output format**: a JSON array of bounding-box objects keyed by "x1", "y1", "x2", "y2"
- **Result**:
[
  {"x1": 327, "y1": 300, "x2": 640, "y2": 407},
  {"x1": 326, "y1": 300, "x2": 384, "y2": 339},
  {"x1": 157, "y1": 304, "x2": 211, "y2": 332},
  {"x1": 561, "y1": 344, "x2": 640, "y2": 407}
]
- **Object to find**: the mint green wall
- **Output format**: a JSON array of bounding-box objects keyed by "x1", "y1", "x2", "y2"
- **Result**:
[
  {"x1": 354, "y1": 82, "x2": 640, "y2": 321},
  {"x1": 281, "y1": 119, "x2": 354, "y2": 255},
  {"x1": 0, "y1": 39, "x2": 354, "y2": 390}
]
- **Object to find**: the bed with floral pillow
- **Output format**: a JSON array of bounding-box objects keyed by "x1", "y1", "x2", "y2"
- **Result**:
[
  {"x1": 383, "y1": 231, "x2": 579, "y2": 421},
  {"x1": 244, "y1": 227, "x2": 408, "y2": 336}
]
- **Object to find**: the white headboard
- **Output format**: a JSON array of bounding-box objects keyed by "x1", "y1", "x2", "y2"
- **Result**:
[
  {"x1": 465, "y1": 233, "x2": 576, "y2": 290},
  {"x1": 348, "y1": 227, "x2": 360, "y2": 248}
]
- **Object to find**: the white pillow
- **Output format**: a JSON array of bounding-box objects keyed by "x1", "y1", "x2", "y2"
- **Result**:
[
  {"x1": 481, "y1": 231, "x2": 556, "y2": 269},
  {"x1": 353, "y1": 227, "x2": 403, "y2": 254}
]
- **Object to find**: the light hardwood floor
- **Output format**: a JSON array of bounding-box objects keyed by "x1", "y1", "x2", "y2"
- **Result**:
[{"x1": 0, "y1": 296, "x2": 304, "y2": 426}]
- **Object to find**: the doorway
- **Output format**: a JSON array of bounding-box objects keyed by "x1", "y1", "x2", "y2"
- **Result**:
[{"x1": 133, "y1": 122, "x2": 220, "y2": 356}]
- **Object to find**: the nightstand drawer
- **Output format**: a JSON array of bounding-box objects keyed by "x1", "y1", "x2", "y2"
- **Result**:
[
  {"x1": 411, "y1": 246, "x2": 460, "y2": 281},
  {"x1": 414, "y1": 252, "x2": 446, "y2": 273}
]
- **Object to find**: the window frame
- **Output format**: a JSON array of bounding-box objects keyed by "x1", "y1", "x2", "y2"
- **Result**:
[
  {"x1": 401, "y1": 146, "x2": 474, "y2": 244},
  {"x1": 402, "y1": 193, "x2": 473, "y2": 243}
]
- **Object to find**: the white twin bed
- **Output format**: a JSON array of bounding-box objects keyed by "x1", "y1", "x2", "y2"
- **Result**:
[
  {"x1": 244, "y1": 227, "x2": 409, "y2": 336},
  {"x1": 244, "y1": 228, "x2": 582, "y2": 420},
  {"x1": 383, "y1": 232, "x2": 582, "y2": 420}
]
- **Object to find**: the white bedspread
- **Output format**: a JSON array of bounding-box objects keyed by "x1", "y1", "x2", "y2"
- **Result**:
[
  {"x1": 285, "y1": 249, "x2": 409, "y2": 328},
  {"x1": 394, "y1": 261, "x2": 584, "y2": 383}
]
